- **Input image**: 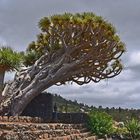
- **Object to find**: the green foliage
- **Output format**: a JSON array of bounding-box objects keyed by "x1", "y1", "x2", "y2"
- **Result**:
[
  {"x1": 0, "y1": 46, "x2": 23, "y2": 72},
  {"x1": 125, "y1": 118, "x2": 140, "y2": 140},
  {"x1": 88, "y1": 111, "x2": 114, "y2": 138},
  {"x1": 22, "y1": 50, "x2": 41, "y2": 66},
  {"x1": 112, "y1": 125, "x2": 128, "y2": 139},
  {"x1": 113, "y1": 127, "x2": 128, "y2": 136}
]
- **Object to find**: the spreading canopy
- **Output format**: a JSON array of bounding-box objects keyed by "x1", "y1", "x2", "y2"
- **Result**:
[
  {"x1": 0, "y1": 12, "x2": 126, "y2": 116},
  {"x1": 27, "y1": 12, "x2": 125, "y2": 85}
]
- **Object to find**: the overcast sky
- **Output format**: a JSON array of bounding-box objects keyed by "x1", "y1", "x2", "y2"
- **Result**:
[{"x1": 0, "y1": 0, "x2": 140, "y2": 108}]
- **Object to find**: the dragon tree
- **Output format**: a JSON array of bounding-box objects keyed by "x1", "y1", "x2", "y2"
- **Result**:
[
  {"x1": 0, "y1": 13, "x2": 125, "y2": 116},
  {"x1": 0, "y1": 47, "x2": 22, "y2": 101}
]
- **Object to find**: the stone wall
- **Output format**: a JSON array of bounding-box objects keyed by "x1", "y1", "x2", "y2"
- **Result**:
[
  {"x1": 22, "y1": 93, "x2": 53, "y2": 121},
  {"x1": 0, "y1": 113, "x2": 88, "y2": 124},
  {"x1": 0, "y1": 115, "x2": 88, "y2": 124},
  {"x1": 0, "y1": 116, "x2": 43, "y2": 123},
  {"x1": 21, "y1": 93, "x2": 88, "y2": 123},
  {"x1": 53, "y1": 113, "x2": 88, "y2": 124}
]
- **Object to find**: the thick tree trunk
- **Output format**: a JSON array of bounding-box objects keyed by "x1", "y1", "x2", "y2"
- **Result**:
[
  {"x1": 10, "y1": 75, "x2": 56, "y2": 115},
  {"x1": 0, "y1": 53, "x2": 77, "y2": 116}
]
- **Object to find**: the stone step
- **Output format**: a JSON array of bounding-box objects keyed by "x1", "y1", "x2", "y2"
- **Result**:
[
  {"x1": 85, "y1": 135, "x2": 97, "y2": 140},
  {"x1": 45, "y1": 132, "x2": 92, "y2": 140},
  {"x1": 0, "y1": 122, "x2": 86, "y2": 131},
  {"x1": 0, "y1": 122, "x2": 94, "y2": 140},
  {"x1": 80, "y1": 132, "x2": 92, "y2": 138},
  {"x1": 0, "y1": 124, "x2": 88, "y2": 134},
  {"x1": 0, "y1": 129, "x2": 91, "y2": 139},
  {"x1": 0, "y1": 116, "x2": 43, "y2": 123}
]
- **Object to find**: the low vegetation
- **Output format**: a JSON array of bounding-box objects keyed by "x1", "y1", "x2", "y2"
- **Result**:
[
  {"x1": 87, "y1": 112, "x2": 140, "y2": 139},
  {"x1": 88, "y1": 111, "x2": 113, "y2": 138},
  {"x1": 53, "y1": 94, "x2": 140, "y2": 121},
  {"x1": 53, "y1": 94, "x2": 140, "y2": 140},
  {"x1": 125, "y1": 118, "x2": 140, "y2": 140}
]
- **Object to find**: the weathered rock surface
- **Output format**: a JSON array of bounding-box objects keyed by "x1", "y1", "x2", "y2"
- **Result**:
[{"x1": 0, "y1": 116, "x2": 97, "y2": 140}]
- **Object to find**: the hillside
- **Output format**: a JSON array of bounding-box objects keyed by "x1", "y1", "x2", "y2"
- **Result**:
[
  {"x1": 53, "y1": 94, "x2": 90, "y2": 113},
  {"x1": 53, "y1": 94, "x2": 140, "y2": 122}
]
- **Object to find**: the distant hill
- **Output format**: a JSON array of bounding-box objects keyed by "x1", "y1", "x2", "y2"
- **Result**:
[
  {"x1": 52, "y1": 93, "x2": 140, "y2": 122},
  {"x1": 53, "y1": 94, "x2": 90, "y2": 113}
]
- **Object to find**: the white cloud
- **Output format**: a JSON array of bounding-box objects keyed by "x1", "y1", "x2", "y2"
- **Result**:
[{"x1": 129, "y1": 51, "x2": 140, "y2": 66}]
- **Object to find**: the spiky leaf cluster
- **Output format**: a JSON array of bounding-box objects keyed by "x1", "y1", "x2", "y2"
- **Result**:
[{"x1": 0, "y1": 47, "x2": 22, "y2": 72}]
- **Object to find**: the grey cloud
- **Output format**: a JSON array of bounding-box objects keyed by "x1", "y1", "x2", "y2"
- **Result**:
[
  {"x1": 0, "y1": 0, "x2": 140, "y2": 108},
  {"x1": 48, "y1": 79, "x2": 140, "y2": 108},
  {"x1": 0, "y1": 0, "x2": 140, "y2": 51}
]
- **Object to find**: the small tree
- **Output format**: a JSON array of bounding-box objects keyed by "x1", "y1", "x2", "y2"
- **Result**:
[
  {"x1": 0, "y1": 13, "x2": 125, "y2": 116},
  {"x1": 0, "y1": 47, "x2": 22, "y2": 94}
]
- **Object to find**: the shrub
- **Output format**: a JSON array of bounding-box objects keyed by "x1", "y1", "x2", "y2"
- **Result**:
[
  {"x1": 112, "y1": 126, "x2": 128, "y2": 139},
  {"x1": 125, "y1": 118, "x2": 140, "y2": 140},
  {"x1": 88, "y1": 111, "x2": 113, "y2": 138}
]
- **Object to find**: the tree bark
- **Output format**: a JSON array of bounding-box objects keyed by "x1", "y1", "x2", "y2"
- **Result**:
[
  {"x1": 0, "y1": 52, "x2": 78, "y2": 116},
  {"x1": 0, "y1": 71, "x2": 5, "y2": 102},
  {"x1": 0, "y1": 71, "x2": 5, "y2": 88}
]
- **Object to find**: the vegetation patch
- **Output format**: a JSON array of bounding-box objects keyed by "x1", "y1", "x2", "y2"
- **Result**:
[{"x1": 87, "y1": 111, "x2": 113, "y2": 138}]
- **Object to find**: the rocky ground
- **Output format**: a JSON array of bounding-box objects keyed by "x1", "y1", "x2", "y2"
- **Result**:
[
  {"x1": 0, "y1": 116, "x2": 97, "y2": 140},
  {"x1": 0, "y1": 116, "x2": 123, "y2": 140}
]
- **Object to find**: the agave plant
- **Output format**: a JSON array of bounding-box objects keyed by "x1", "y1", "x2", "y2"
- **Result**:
[
  {"x1": 0, "y1": 46, "x2": 22, "y2": 92},
  {"x1": 125, "y1": 118, "x2": 140, "y2": 140}
]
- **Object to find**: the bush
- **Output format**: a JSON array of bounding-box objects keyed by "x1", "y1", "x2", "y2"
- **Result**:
[
  {"x1": 88, "y1": 111, "x2": 113, "y2": 138},
  {"x1": 125, "y1": 118, "x2": 140, "y2": 140},
  {"x1": 112, "y1": 126, "x2": 128, "y2": 139}
]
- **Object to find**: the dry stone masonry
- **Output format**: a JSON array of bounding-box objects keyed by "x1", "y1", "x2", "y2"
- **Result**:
[{"x1": 0, "y1": 116, "x2": 97, "y2": 140}]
